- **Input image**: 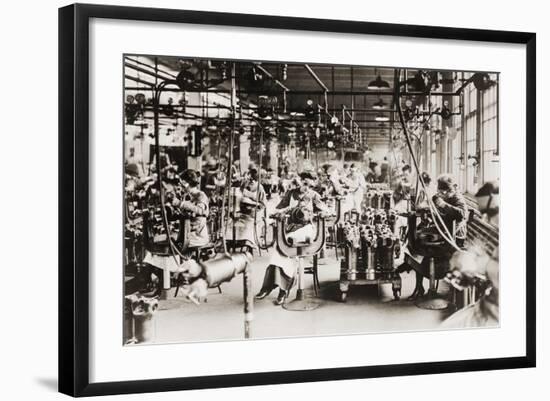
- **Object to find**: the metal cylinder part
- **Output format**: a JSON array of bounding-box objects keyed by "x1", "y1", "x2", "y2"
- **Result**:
[
  {"x1": 367, "y1": 268, "x2": 376, "y2": 280},
  {"x1": 131, "y1": 297, "x2": 159, "y2": 343},
  {"x1": 134, "y1": 314, "x2": 155, "y2": 343},
  {"x1": 203, "y1": 253, "x2": 252, "y2": 287}
]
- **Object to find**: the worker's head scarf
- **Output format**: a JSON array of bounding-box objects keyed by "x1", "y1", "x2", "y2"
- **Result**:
[
  {"x1": 436, "y1": 173, "x2": 457, "y2": 193},
  {"x1": 475, "y1": 181, "x2": 499, "y2": 218},
  {"x1": 299, "y1": 171, "x2": 316, "y2": 187},
  {"x1": 180, "y1": 169, "x2": 201, "y2": 188}
]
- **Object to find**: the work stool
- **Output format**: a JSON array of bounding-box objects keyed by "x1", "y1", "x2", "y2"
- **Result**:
[
  {"x1": 188, "y1": 243, "x2": 217, "y2": 262},
  {"x1": 325, "y1": 225, "x2": 340, "y2": 260},
  {"x1": 225, "y1": 239, "x2": 255, "y2": 255},
  {"x1": 412, "y1": 252, "x2": 450, "y2": 310},
  {"x1": 304, "y1": 255, "x2": 321, "y2": 296}
]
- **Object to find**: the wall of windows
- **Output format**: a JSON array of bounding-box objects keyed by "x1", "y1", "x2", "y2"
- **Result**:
[
  {"x1": 420, "y1": 72, "x2": 499, "y2": 196},
  {"x1": 385, "y1": 71, "x2": 498, "y2": 196},
  {"x1": 463, "y1": 77, "x2": 479, "y2": 194},
  {"x1": 449, "y1": 83, "x2": 463, "y2": 183},
  {"x1": 480, "y1": 82, "x2": 499, "y2": 184}
]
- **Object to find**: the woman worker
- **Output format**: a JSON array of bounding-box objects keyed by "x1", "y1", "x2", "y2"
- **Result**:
[
  {"x1": 141, "y1": 169, "x2": 209, "y2": 294},
  {"x1": 255, "y1": 172, "x2": 332, "y2": 305},
  {"x1": 226, "y1": 167, "x2": 266, "y2": 252},
  {"x1": 172, "y1": 169, "x2": 210, "y2": 248},
  {"x1": 398, "y1": 174, "x2": 468, "y2": 300}
]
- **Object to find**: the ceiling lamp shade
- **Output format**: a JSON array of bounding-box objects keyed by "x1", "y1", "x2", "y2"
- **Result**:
[
  {"x1": 472, "y1": 73, "x2": 495, "y2": 91},
  {"x1": 368, "y1": 74, "x2": 390, "y2": 90},
  {"x1": 176, "y1": 69, "x2": 197, "y2": 91},
  {"x1": 375, "y1": 114, "x2": 390, "y2": 122},
  {"x1": 372, "y1": 98, "x2": 387, "y2": 109}
]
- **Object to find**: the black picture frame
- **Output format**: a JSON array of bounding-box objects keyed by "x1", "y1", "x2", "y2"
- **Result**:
[{"x1": 59, "y1": 3, "x2": 536, "y2": 397}]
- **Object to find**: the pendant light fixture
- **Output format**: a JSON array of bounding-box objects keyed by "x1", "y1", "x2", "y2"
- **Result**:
[
  {"x1": 372, "y1": 98, "x2": 387, "y2": 109},
  {"x1": 368, "y1": 68, "x2": 390, "y2": 90}
]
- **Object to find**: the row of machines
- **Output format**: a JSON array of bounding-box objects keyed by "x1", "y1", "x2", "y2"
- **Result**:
[
  {"x1": 333, "y1": 184, "x2": 396, "y2": 301},
  {"x1": 337, "y1": 207, "x2": 402, "y2": 301},
  {"x1": 124, "y1": 179, "x2": 255, "y2": 343},
  {"x1": 363, "y1": 185, "x2": 394, "y2": 210}
]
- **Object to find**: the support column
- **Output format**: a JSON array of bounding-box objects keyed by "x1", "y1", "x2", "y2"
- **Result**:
[
  {"x1": 440, "y1": 132, "x2": 449, "y2": 174},
  {"x1": 268, "y1": 140, "x2": 278, "y2": 172},
  {"x1": 187, "y1": 154, "x2": 202, "y2": 171},
  {"x1": 239, "y1": 132, "x2": 250, "y2": 171}
]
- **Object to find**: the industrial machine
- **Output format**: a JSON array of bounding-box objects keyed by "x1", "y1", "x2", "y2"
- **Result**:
[{"x1": 337, "y1": 208, "x2": 402, "y2": 302}]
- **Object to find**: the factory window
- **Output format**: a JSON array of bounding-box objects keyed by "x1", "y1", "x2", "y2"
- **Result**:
[
  {"x1": 449, "y1": 75, "x2": 464, "y2": 187},
  {"x1": 481, "y1": 81, "x2": 499, "y2": 183},
  {"x1": 463, "y1": 77, "x2": 479, "y2": 195},
  {"x1": 448, "y1": 122, "x2": 462, "y2": 180}
]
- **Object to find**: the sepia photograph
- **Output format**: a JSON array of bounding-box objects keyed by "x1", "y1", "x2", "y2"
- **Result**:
[{"x1": 122, "y1": 55, "x2": 500, "y2": 345}]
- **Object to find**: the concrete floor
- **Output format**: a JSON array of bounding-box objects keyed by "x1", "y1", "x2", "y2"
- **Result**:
[{"x1": 150, "y1": 247, "x2": 454, "y2": 344}]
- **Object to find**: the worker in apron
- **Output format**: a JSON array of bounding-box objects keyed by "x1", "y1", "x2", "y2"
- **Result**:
[
  {"x1": 255, "y1": 172, "x2": 331, "y2": 305},
  {"x1": 225, "y1": 168, "x2": 266, "y2": 252}
]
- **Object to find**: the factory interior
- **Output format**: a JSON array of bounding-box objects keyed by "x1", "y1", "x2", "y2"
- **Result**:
[{"x1": 123, "y1": 56, "x2": 500, "y2": 344}]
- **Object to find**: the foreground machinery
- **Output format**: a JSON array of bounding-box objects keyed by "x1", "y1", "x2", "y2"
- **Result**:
[{"x1": 338, "y1": 207, "x2": 402, "y2": 302}]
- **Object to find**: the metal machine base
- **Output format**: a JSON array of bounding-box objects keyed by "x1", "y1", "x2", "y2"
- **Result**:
[
  {"x1": 414, "y1": 291, "x2": 451, "y2": 310},
  {"x1": 283, "y1": 289, "x2": 321, "y2": 311}
]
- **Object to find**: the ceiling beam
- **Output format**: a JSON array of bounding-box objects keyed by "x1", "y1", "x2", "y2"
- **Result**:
[
  {"x1": 304, "y1": 64, "x2": 330, "y2": 92},
  {"x1": 253, "y1": 63, "x2": 290, "y2": 92}
]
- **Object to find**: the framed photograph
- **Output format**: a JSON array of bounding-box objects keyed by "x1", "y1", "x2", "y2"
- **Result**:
[{"x1": 59, "y1": 3, "x2": 536, "y2": 397}]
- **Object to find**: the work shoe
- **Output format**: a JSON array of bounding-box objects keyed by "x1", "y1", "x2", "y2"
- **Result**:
[
  {"x1": 274, "y1": 289, "x2": 287, "y2": 305},
  {"x1": 255, "y1": 290, "x2": 271, "y2": 300}
]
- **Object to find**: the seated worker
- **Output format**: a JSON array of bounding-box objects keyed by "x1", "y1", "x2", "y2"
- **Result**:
[
  {"x1": 441, "y1": 181, "x2": 499, "y2": 328},
  {"x1": 317, "y1": 164, "x2": 345, "y2": 196},
  {"x1": 366, "y1": 162, "x2": 377, "y2": 183},
  {"x1": 225, "y1": 167, "x2": 266, "y2": 251},
  {"x1": 261, "y1": 168, "x2": 272, "y2": 199},
  {"x1": 231, "y1": 160, "x2": 242, "y2": 187},
  {"x1": 315, "y1": 164, "x2": 346, "y2": 216},
  {"x1": 202, "y1": 159, "x2": 219, "y2": 196},
  {"x1": 140, "y1": 169, "x2": 208, "y2": 294},
  {"x1": 415, "y1": 171, "x2": 435, "y2": 208},
  {"x1": 171, "y1": 169, "x2": 210, "y2": 248},
  {"x1": 162, "y1": 164, "x2": 183, "y2": 196},
  {"x1": 398, "y1": 174, "x2": 468, "y2": 300},
  {"x1": 401, "y1": 164, "x2": 414, "y2": 186},
  {"x1": 255, "y1": 172, "x2": 332, "y2": 305},
  {"x1": 431, "y1": 174, "x2": 468, "y2": 247},
  {"x1": 392, "y1": 179, "x2": 412, "y2": 214},
  {"x1": 335, "y1": 166, "x2": 355, "y2": 214},
  {"x1": 212, "y1": 163, "x2": 227, "y2": 207},
  {"x1": 391, "y1": 171, "x2": 430, "y2": 240}
]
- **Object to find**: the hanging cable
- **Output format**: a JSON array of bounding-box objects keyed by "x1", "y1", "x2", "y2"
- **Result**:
[
  {"x1": 253, "y1": 122, "x2": 265, "y2": 254},
  {"x1": 397, "y1": 95, "x2": 458, "y2": 249},
  {"x1": 152, "y1": 82, "x2": 186, "y2": 272},
  {"x1": 219, "y1": 62, "x2": 237, "y2": 255},
  {"x1": 395, "y1": 69, "x2": 463, "y2": 252},
  {"x1": 219, "y1": 117, "x2": 235, "y2": 255}
]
